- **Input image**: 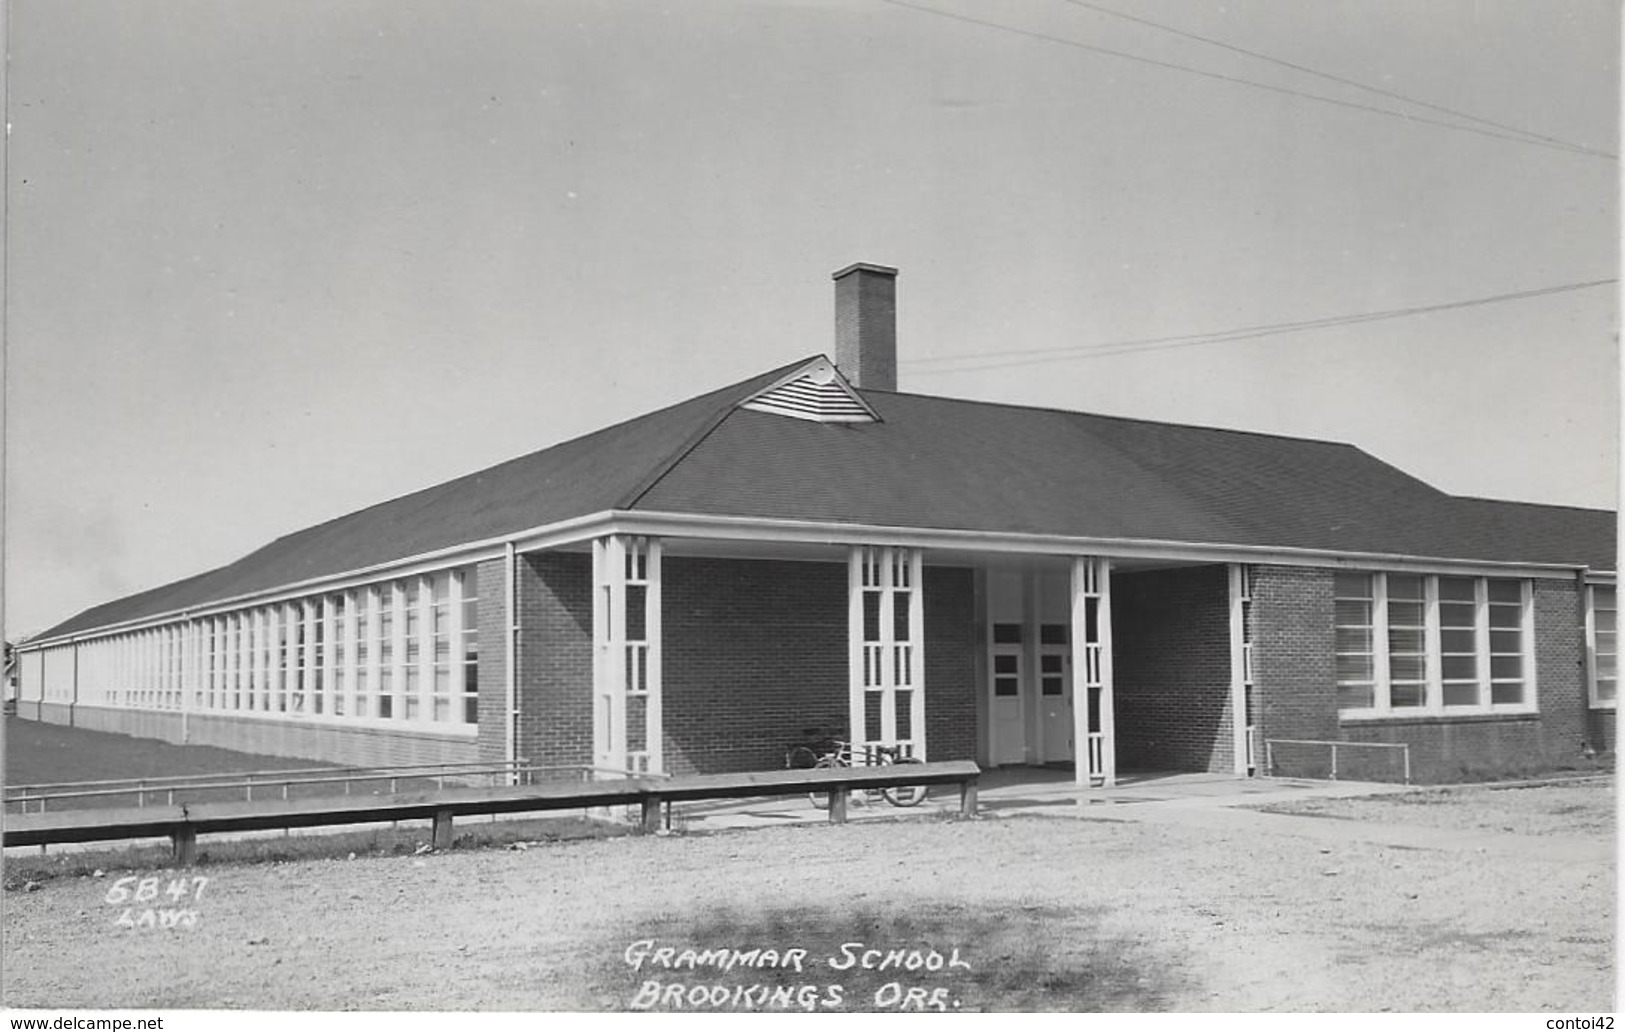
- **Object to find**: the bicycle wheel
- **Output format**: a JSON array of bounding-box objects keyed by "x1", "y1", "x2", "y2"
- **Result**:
[
  {"x1": 880, "y1": 756, "x2": 928, "y2": 807},
  {"x1": 807, "y1": 753, "x2": 845, "y2": 810},
  {"x1": 785, "y1": 745, "x2": 819, "y2": 770}
]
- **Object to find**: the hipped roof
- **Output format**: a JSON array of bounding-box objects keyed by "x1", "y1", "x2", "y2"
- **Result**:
[{"x1": 38, "y1": 357, "x2": 1616, "y2": 640}]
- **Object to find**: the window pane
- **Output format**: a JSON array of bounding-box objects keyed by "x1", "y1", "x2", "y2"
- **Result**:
[
  {"x1": 1040, "y1": 654, "x2": 1063, "y2": 675},
  {"x1": 1487, "y1": 580, "x2": 1522, "y2": 604},
  {"x1": 1439, "y1": 602, "x2": 1475, "y2": 629},
  {"x1": 1333, "y1": 572, "x2": 1372, "y2": 598},
  {"x1": 1438, "y1": 577, "x2": 1475, "y2": 602},
  {"x1": 1490, "y1": 655, "x2": 1522, "y2": 680},
  {"x1": 1388, "y1": 575, "x2": 1424, "y2": 601},
  {"x1": 1598, "y1": 611, "x2": 1617, "y2": 634},
  {"x1": 1390, "y1": 682, "x2": 1425, "y2": 707},
  {"x1": 1390, "y1": 655, "x2": 1425, "y2": 681},
  {"x1": 1491, "y1": 682, "x2": 1525, "y2": 705},
  {"x1": 1489, "y1": 605, "x2": 1522, "y2": 629},
  {"x1": 1442, "y1": 682, "x2": 1479, "y2": 707},
  {"x1": 1388, "y1": 602, "x2": 1424, "y2": 626},
  {"x1": 992, "y1": 623, "x2": 1022, "y2": 644},
  {"x1": 1335, "y1": 600, "x2": 1372, "y2": 626},
  {"x1": 1336, "y1": 626, "x2": 1373, "y2": 652},
  {"x1": 1388, "y1": 628, "x2": 1425, "y2": 654},
  {"x1": 1598, "y1": 677, "x2": 1617, "y2": 702},
  {"x1": 1041, "y1": 677, "x2": 1064, "y2": 697},
  {"x1": 994, "y1": 677, "x2": 1019, "y2": 698},
  {"x1": 1040, "y1": 624, "x2": 1068, "y2": 646},
  {"x1": 994, "y1": 654, "x2": 1018, "y2": 675},
  {"x1": 1441, "y1": 655, "x2": 1476, "y2": 680},
  {"x1": 1440, "y1": 629, "x2": 1476, "y2": 653},
  {"x1": 1490, "y1": 630, "x2": 1522, "y2": 653}
]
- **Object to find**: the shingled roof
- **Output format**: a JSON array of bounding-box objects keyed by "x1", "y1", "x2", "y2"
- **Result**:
[{"x1": 39, "y1": 356, "x2": 1616, "y2": 640}]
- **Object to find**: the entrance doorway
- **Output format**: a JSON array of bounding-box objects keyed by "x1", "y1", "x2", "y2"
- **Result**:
[{"x1": 985, "y1": 567, "x2": 1076, "y2": 766}]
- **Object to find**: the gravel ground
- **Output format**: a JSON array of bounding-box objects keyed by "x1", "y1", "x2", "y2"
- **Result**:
[
  {"x1": 1255, "y1": 776, "x2": 1615, "y2": 836},
  {"x1": 3, "y1": 790, "x2": 1612, "y2": 1013}
]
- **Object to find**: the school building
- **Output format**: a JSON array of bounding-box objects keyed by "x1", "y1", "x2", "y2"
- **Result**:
[{"x1": 13, "y1": 264, "x2": 1617, "y2": 784}]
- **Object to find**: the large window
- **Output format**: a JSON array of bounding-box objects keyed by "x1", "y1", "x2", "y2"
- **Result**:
[
  {"x1": 1588, "y1": 585, "x2": 1616, "y2": 708},
  {"x1": 57, "y1": 565, "x2": 481, "y2": 732},
  {"x1": 1336, "y1": 571, "x2": 1534, "y2": 718}
]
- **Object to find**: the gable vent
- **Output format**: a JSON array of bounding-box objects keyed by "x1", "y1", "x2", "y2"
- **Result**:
[{"x1": 740, "y1": 357, "x2": 879, "y2": 424}]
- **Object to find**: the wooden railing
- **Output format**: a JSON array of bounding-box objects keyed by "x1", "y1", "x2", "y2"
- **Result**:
[{"x1": 2, "y1": 760, "x2": 981, "y2": 866}]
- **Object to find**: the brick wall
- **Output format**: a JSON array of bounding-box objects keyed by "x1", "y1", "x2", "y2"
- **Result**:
[
  {"x1": 1251, "y1": 565, "x2": 1338, "y2": 753},
  {"x1": 513, "y1": 550, "x2": 594, "y2": 770},
  {"x1": 475, "y1": 557, "x2": 509, "y2": 763},
  {"x1": 1110, "y1": 564, "x2": 1234, "y2": 773},
  {"x1": 923, "y1": 566, "x2": 978, "y2": 762},
  {"x1": 1253, "y1": 566, "x2": 1598, "y2": 782},
  {"x1": 661, "y1": 557, "x2": 849, "y2": 775},
  {"x1": 659, "y1": 556, "x2": 979, "y2": 775},
  {"x1": 1339, "y1": 578, "x2": 1593, "y2": 781}
]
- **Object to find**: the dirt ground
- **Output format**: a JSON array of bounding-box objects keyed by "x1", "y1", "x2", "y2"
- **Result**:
[
  {"x1": 1256, "y1": 777, "x2": 1615, "y2": 836},
  {"x1": 2, "y1": 780, "x2": 1614, "y2": 1012}
]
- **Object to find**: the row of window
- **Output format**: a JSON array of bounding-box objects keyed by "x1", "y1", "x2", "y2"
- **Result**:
[
  {"x1": 1335, "y1": 573, "x2": 1532, "y2": 716},
  {"x1": 70, "y1": 567, "x2": 480, "y2": 728}
]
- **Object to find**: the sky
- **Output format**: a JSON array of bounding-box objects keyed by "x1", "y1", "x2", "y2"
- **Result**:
[{"x1": 4, "y1": 0, "x2": 1618, "y2": 641}]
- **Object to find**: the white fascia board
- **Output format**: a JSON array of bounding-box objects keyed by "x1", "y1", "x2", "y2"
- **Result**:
[
  {"x1": 1585, "y1": 570, "x2": 1616, "y2": 585},
  {"x1": 22, "y1": 512, "x2": 617, "y2": 650},
  {"x1": 603, "y1": 510, "x2": 1590, "y2": 582}
]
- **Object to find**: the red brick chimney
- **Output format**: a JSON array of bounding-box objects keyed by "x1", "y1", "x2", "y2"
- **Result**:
[{"x1": 832, "y1": 262, "x2": 898, "y2": 392}]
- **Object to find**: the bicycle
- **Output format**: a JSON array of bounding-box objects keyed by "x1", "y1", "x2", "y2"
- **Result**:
[{"x1": 786, "y1": 728, "x2": 928, "y2": 809}]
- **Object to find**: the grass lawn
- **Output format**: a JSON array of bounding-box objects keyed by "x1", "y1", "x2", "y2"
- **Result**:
[{"x1": 4, "y1": 716, "x2": 333, "y2": 786}]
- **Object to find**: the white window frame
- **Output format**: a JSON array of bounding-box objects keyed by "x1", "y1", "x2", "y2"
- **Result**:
[
  {"x1": 1587, "y1": 584, "x2": 1616, "y2": 709},
  {"x1": 1338, "y1": 571, "x2": 1538, "y2": 720}
]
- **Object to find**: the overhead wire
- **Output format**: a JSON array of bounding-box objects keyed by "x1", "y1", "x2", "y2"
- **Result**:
[
  {"x1": 873, "y1": 0, "x2": 1618, "y2": 161},
  {"x1": 1054, "y1": 0, "x2": 1607, "y2": 157},
  {"x1": 904, "y1": 279, "x2": 1617, "y2": 375}
]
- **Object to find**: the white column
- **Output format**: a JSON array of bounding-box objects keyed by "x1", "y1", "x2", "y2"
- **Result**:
[
  {"x1": 1227, "y1": 565, "x2": 1250, "y2": 777},
  {"x1": 907, "y1": 547, "x2": 925, "y2": 760},
  {"x1": 645, "y1": 538, "x2": 664, "y2": 774},
  {"x1": 1097, "y1": 559, "x2": 1116, "y2": 787},
  {"x1": 1070, "y1": 558, "x2": 1092, "y2": 788},
  {"x1": 847, "y1": 546, "x2": 866, "y2": 749},
  {"x1": 592, "y1": 536, "x2": 628, "y2": 774}
]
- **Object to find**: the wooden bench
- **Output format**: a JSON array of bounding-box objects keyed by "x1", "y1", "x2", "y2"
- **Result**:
[{"x1": 2, "y1": 760, "x2": 980, "y2": 865}]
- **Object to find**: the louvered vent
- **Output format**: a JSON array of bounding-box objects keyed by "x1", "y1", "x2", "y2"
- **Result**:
[{"x1": 740, "y1": 358, "x2": 879, "y2": 424}]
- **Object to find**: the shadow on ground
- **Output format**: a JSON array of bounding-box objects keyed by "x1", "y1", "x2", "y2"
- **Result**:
[{"x1": 587, "y1": 900, "x2": 1188, "y2": 1012}]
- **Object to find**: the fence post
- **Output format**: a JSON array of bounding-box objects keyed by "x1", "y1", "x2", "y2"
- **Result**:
[
  {"x1": 959, "y1": 776, "x2": 978, "y2": 818},
  {"x1": 828, "y1": 788, "x2": 849, "y2": 825},
  {"x1": 172, "y1": 826, "x2": 197, "y2": 867},
  {"x1": 641, "y1": 795, "x2": 664, "y2": 833},
  {"x1": 432, "y1": 808, "x2": 454, "y2": 850},
  {"x1": 1330, "y1": 743, "x2": 1338, "y2": 781},
  {"x1": 137, "y1": 781, "x2": 146, "y2": 808},
  {"x1": 1403, "y1": 746, "x2": 1411, "y2": 785}
]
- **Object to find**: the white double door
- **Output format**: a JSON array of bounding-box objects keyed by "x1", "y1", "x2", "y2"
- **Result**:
[{"x1": 988, "y1": 568, "x2": 1075, "y2": 766}]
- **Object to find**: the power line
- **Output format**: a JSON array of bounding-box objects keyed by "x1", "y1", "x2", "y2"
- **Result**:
[
  {"x1": 873, "y1": 0, "x2": 1618, "y2": 161},
  {"x1": 904, "y1": 278, "x2": 1617, "y2": 375},
  {"x1": 1055, "y1": 0, "x2": 1607, "y2": 157}
]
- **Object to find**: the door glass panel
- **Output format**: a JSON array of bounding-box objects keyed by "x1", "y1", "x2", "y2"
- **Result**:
[
  {"x1": 994, "y1": 677, "x2": 1019, "y2": 698},
  {"x1": 993, "y1": 623, "x2": 1023, "y2": 644},
  {"x1": 1041, "y1": 677, "x2": 1064, "y2": 696}
]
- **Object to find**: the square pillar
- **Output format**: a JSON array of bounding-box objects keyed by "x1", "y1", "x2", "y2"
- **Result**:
[{"x1": 1071, "y1": 557, "x2": 1116, "y2": 787}]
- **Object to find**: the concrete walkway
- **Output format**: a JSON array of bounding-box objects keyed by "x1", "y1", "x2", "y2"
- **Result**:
[{"x1": 672, "y1": 768, "x2": 1613, "y2": 866}]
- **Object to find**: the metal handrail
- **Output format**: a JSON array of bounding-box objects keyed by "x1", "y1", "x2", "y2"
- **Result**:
[
  {"x1": 7, "y1": 759, "x2": 555, "y2": 813},
  {"x1": 5, "y1": 758, "x2": 530, "y2": 796},
  {"x1": 1264, "y1": 738, "x2": 1411, "y2": 785}
]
